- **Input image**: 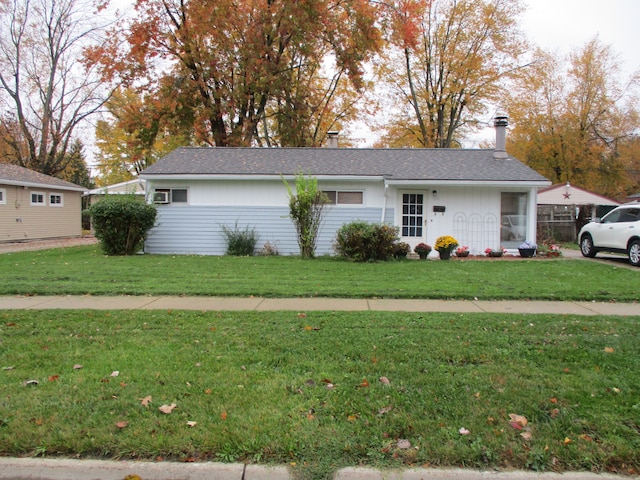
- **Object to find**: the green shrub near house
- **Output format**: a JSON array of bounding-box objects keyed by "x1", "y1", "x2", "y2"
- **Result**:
[
  {"x1": 89, "y1": 195, "x2": 157, "y2": 256},
  {"x1": 334, "y1": 221, "x2": 399, "y2": 262}
]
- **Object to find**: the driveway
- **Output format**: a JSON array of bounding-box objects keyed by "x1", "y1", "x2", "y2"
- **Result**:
[{"x1": 0, "y1": 236, "x2": 97, "y2": 254}]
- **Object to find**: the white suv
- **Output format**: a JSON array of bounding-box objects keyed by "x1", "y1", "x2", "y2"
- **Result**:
[{"x1": 578, "y1": 203, "x2": 640, "y2": 266}]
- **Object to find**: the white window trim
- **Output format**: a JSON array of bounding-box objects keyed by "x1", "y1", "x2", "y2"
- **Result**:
[
  {"x1": 323, "y1": 190, "x2": 365, "y2": 207},
  {"x1": 30, "y1": 191, "x2": 46, "y2": 206},
  {"x1": 49, "y1": 193, "x2": 64, "y2": 207},
  {"x1": 152, "y1": 188, "x2": 188, "y2": 205},
  {"x1": 0, "y1": 188, "x2": 6, "y2": 205}
]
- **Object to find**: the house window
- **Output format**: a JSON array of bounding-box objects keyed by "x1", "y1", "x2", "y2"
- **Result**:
[
  {"x1": 501, "y1": 192, "x2": 527, "y2": 247},
  {"x1": 153, "y1": 188, "x2": 188, "y2": 204},
  {"x1": 49, "y1": 193, "x2": 63, "y2": 206},
  {"x1": 323, "y1": 190, "x2": 363, "y2": 205},
  {"x1": 0, "y1": 188, "x2": 5, "y2": 205},
  {"x1": 31, "y1": 192, "x2": 45, "y2": 206}
]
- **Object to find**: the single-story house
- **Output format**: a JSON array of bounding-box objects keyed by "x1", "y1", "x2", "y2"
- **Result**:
[
  {"x1": 0, "y1": 164, "x2": 87, "y2": 242},
  {"x1": 537, "y1": 183, "x2": 622, "y2": 241},
  {"x1": 140, "y1": 117, "x2": 551, "y2": 256},
  {"x1": 84, "y1": 178, "x2": 146, "y2": 206}
]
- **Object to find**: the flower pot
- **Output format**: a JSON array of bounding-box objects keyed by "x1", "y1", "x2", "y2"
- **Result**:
[
  {"x1": 456, "y1": 251, "x2": 470, "y2": 258},
  {"x1": 518, "y1": 248, "x2": 536, "y2": 258},
  {"x1": 418, "y1": 253, "x2": 428, "y2": 260},
  {"x1": 488, "y1": 251, "x2": 503, "y2": 257},
  {"x1": 439, "y1": 250, "x2": 451, "y2": 260}
]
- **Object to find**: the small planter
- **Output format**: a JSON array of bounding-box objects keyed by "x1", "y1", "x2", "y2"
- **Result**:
[
  {"x1": 439, "y1": 249, "x2": 451, "y2": 260},
  {"x1": 456, "y1": 251, "x2": 470, "y2": 258},
  {"x1": 488, "y1": 251, "x2": 503, "y2": 257},
  {"x1": 418, "y1": 253, "x2": 429, "y2": 260},
  {"x1": 518, "y1": 248, "x2": 536, "y2": 258}
]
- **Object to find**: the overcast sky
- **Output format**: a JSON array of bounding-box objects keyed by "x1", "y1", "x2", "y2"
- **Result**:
[{"x1": 523, "y1": 0, "x2": 640, "y2": 77}]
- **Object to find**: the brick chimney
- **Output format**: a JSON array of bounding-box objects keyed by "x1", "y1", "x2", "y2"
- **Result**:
[
  {"x1": 326, "y1": 131, "x2": 339, "y2": 148},
  {"x1": 493, "y1": 114, "x2": 508, "y2": 159}
]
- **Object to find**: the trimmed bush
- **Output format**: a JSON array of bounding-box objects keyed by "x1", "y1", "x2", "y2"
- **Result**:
[
  {"x1": 89, "y1": 195, "x2": 157, "y2": 255},
  {"x1": 334, "y1": 221, "x2": 399, "y2": 262},
  {"x1": 221, "y1": 222, "x2": 259, "y2": 256}
]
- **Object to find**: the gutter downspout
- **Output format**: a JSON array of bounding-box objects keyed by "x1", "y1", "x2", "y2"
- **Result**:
[{"x1": 381, "y1": 180, "x2": 389, "y2": 223}]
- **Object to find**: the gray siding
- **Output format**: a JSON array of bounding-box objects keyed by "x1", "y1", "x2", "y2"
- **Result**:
[{"x1": 145, "y1": 206, "x2": 394, "y2": 256}]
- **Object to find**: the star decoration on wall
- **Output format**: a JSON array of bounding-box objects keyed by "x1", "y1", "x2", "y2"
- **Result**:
[{"x1": 563, "y1": 192, "x2": 571, "y2": 199}]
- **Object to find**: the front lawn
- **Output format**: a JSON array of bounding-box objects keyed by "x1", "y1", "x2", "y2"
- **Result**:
[
  {"x1": 0, "y1": 245, "x2": 637, "y2": 301},
  {"x1": 0, "y1": 310, "x2": 638, "y2": 479}
]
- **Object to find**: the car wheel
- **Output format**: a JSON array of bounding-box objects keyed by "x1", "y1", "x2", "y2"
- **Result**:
[
  {"x1": 580, "y1": 234, "x2": 597, "y2": 258},
  {"x1": 628, "y1": 239, "x2": 640, "y2": 267}
]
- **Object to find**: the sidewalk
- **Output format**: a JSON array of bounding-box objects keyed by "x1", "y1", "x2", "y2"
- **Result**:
[{"x1": 1, "y1": 294, "x2": 638, "y2": 316}]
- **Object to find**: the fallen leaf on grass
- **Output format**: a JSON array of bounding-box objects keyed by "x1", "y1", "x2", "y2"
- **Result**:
[
  {"x1": 186, "y1": 421, "x2": 197, "y2": 428},
  {"x1": 604, "y1": 347, "x2": 615, "y2": 353},
  {"x1": 73, "y1": 364, "x2": 83, "y2": 370},
  {"x1": 358, "y1": 378, "x2": 370, "y2": 388},
  {"x1": 509, "y1": 414, "x2": 528, "y2": 427},
  {"x1": 220, "y1": 411, "x2": 227, "y2": 421},
  {"x1": 48, "y1": 375, "x2": 59, "y2": 382},
  {"x1": 140, "y1": 395, "x2": 152, "y2": 407},
  {"x1": 550, "y1": 408, "x2": 560, "y2": 419},
  {"x1": 378, "y1": 405, "x2": 393, "y2": 416},
  {"x1": 563, "y1": 437, "x2": 572, "y2": 445},
  {"x1": 23, "y1": 380, "x2": 39, "y2": 386},
  {"x1": 397, "y1": 439, "x2": 411, "y2": 450},
  {"x1": 459, "y1": 428, "x2": 470, "y2": 435},
  {"x1": 159, "y1": 403, "x2": 177, "y2": 414},
  {"x1": 2, "y1": 366, "x2": 15, "y2": 371},
  {"x1": 116, "y1": 421, "x2": 128, "y2": 429},
  {"x1": 110, "y1": 371, "x2": 119, "y2": 377},
  {"x1": 379, "y1": 376, "x2": 390, "y2": 385},
  {"x1": 520, "y1": 431, "x2": 533, "y2": 441}
]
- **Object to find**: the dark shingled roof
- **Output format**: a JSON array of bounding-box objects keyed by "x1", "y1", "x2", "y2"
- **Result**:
[
  {"x1": 0, "y1": 164, "x2": 86, "y2": 191},
  {"x1": 141, "y1": 147, "x2": 549, "y2": 183}
]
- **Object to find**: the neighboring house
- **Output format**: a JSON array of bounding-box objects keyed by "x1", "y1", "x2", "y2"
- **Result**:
[
  {"x1": 140, "y1": 117, "x2": 550, "y2": 256},
  {"x1": 0, "y1": 164, "x2": 87, "y2": 243},
  {"x1": 537, "y1": 183, "x2": 621, "y2": 241},
  {"x1": 627, "y1": 192, "x2": 640, "y2": 203},
  {"x1": 84, "y1": 179, "x2": 146, "y2": 206}
]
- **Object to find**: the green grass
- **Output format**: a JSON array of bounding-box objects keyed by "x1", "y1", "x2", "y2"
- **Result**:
[
  {"x1": 0, "y1": 245, "x2": 637, "y2": 301},
  {"x1": 0, "y1": 310, "x2": 638, "y2": 479}
]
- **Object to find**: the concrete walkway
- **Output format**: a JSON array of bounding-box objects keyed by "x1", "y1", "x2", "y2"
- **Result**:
[{"x1": 1, "y1": 294, "x2": 638, "y2": 316}]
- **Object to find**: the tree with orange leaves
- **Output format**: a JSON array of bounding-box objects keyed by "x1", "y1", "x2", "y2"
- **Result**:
[
  {"x1": 89, "y1": 0, "x2": 382, "y2": 149},
  {"x1": 375, "y1": 0, "x2": 528, "y2": 148}
]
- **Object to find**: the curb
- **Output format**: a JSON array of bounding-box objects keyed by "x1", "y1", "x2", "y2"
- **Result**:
[{"x1": 0, "y1": 458, "x2": 635, "y2": 480}]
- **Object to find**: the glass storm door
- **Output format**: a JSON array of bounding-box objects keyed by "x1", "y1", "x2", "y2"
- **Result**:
[{"x1": 401, "y1": 193, "x2": 424, "y2": 241}]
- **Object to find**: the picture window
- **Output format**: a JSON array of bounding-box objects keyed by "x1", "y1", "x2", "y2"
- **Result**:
[{"x1": 0, "y1": 188, "x2": 5, "y2": 205}]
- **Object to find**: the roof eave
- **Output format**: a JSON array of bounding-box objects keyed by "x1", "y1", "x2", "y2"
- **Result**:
[
  {"x1": 141, "y1": 173, "x2": 387, "y2": 182},
  {"x1": 0, "y1": 179, "x2": 87, "y2": 192}
]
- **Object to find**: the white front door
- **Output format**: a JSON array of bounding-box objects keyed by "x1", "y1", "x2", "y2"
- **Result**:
[{"x1": 399, "y1": 192, "x2": 426, "y2": 246}]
